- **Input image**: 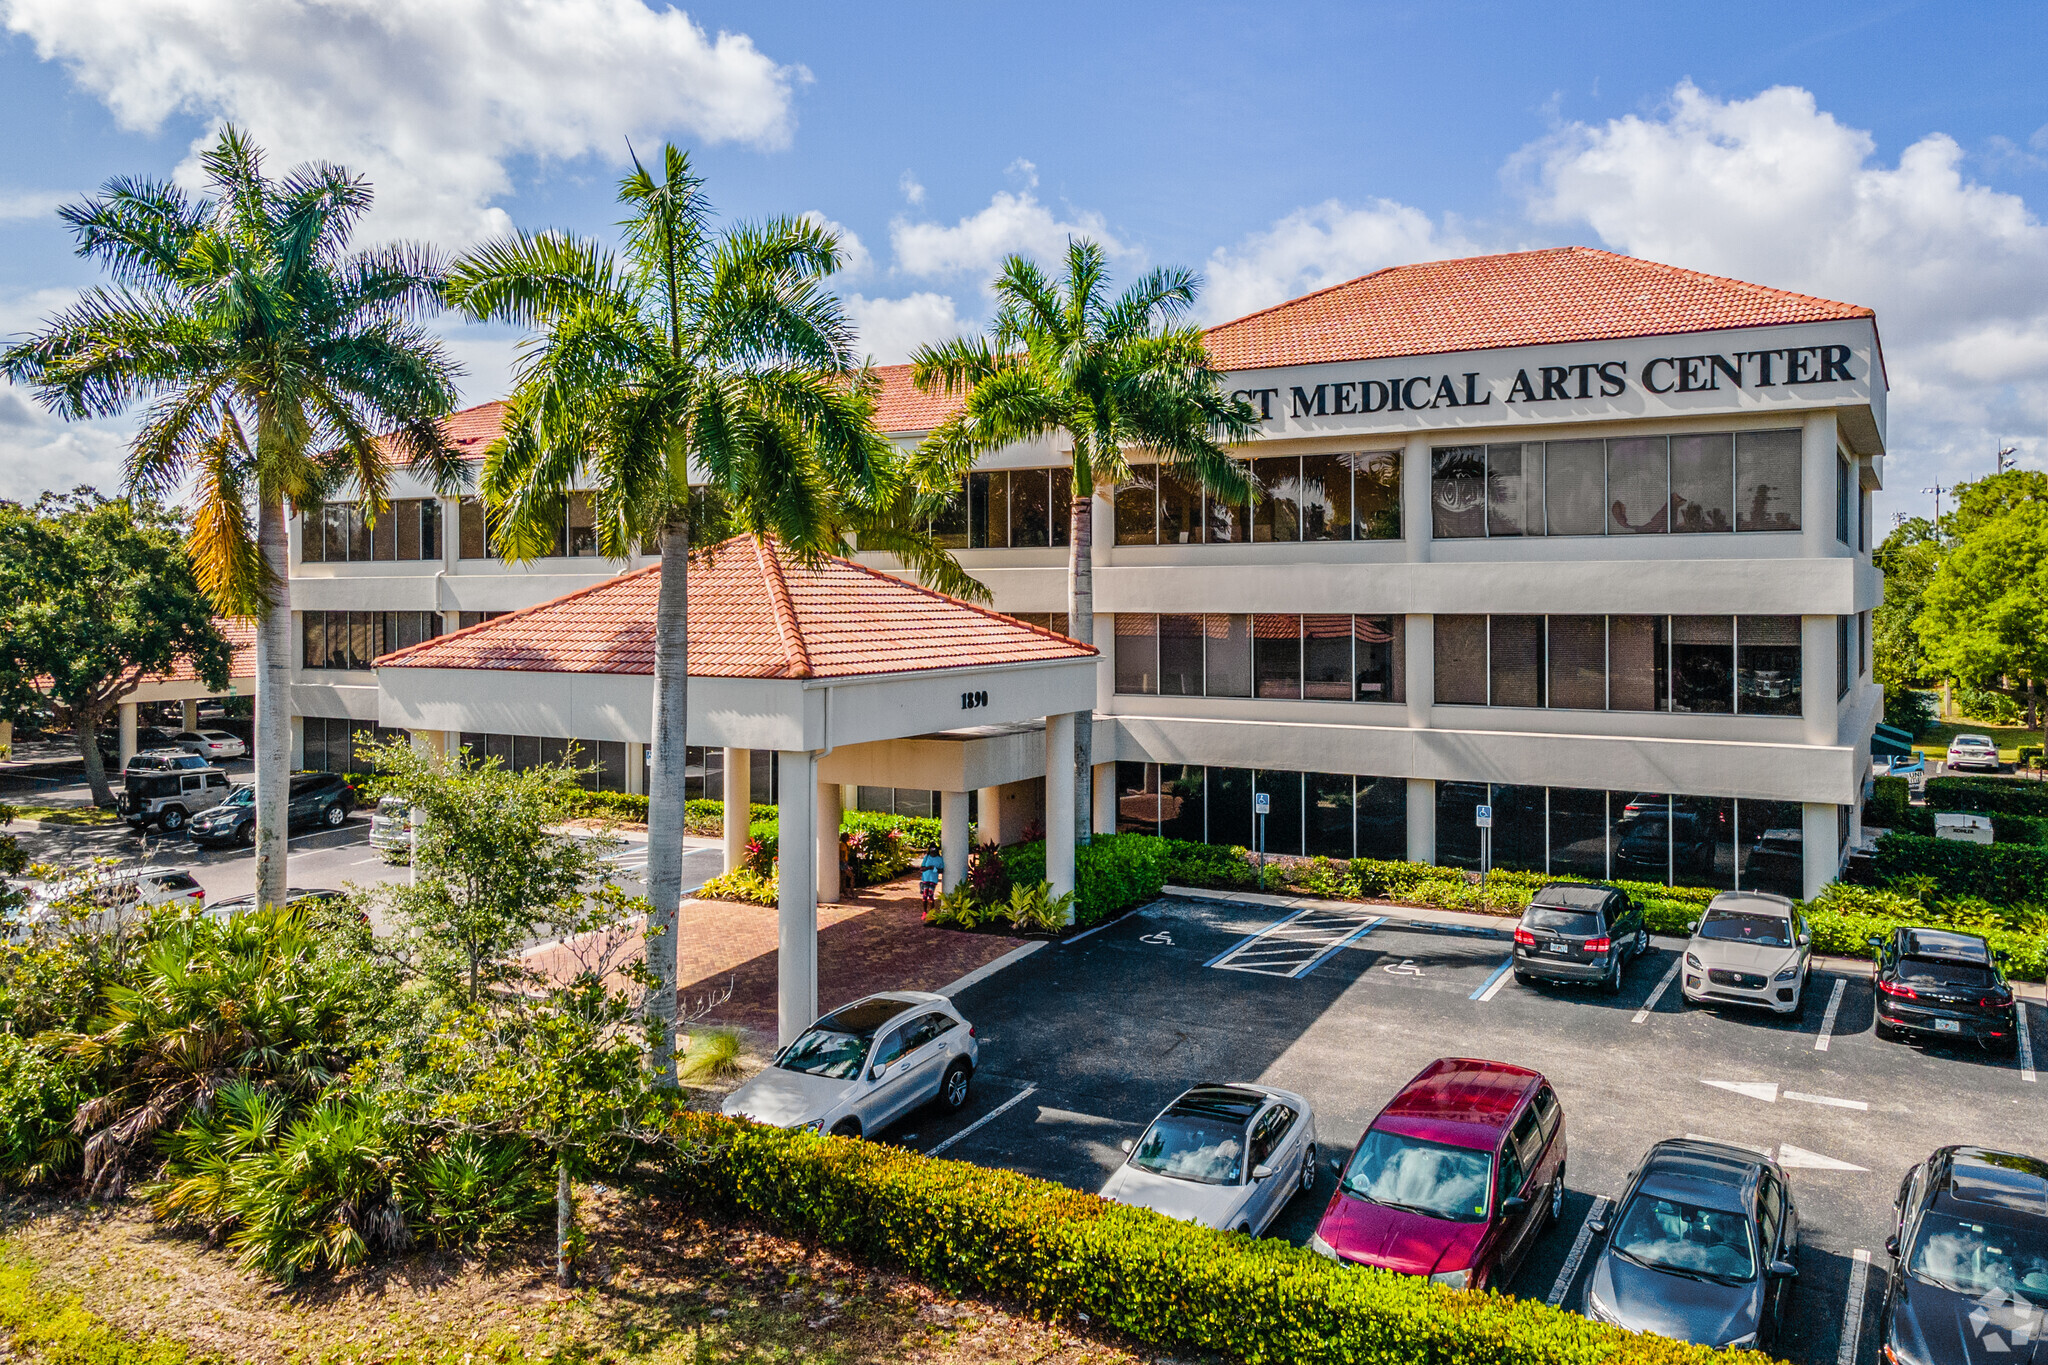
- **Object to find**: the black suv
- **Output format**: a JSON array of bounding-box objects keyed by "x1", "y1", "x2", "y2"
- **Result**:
[
  {"x1": 1879, "y1": 1147, "x2": 2048, "y2": 1365},
  {"x1": 1870, "y1": 926, "x2": 2020, "y2": 1054},
  {"x1": 1512, "y1": 883, "x2": 1649, "y2": 992},
  {"x1": 186, "y1": 772, "x2": 355, "y2": 848}
]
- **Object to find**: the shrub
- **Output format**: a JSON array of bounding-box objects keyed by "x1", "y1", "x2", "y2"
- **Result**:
[
  {"x1": 695, "y1": 868, "x2": 776, "y2": 906},
  {"x1": 967, "y1": 840, "x2": 1011, "y2": 905},
  {"x1": 559, "y1": 789, "x2": 650, "y2": 823},
  {"x1": 1004, "y1": 882, "x2": 1077, "y2": 932},
  {"x1": 0, "y1": 1036, "x2": 85, "y2": 1190},
  {"x1": 1924, "y1": 776, "x2": 2048, "y2": 817},
  {"x1": 406, "y1": 1134, "x2": 554, "y2": 1252},
  {"x1": 659, "y1": 1112, "x2": 1741, "y2": 1365},
  {"x1": 680, "y1": 1027, "x2": 745, "y2": 1082},
  {"x1": 1873, "y1": 831, "x2": 2048, "y2": 906},
  {"x1": 1865, "y1": 775, "x2": 1910, "y2": 828},
  {"x1": 1158, "y1": 838, "x2": 1260, "y2": 890},
  {"x1": 1000, "y1": 834, "x2": 1167, "y2": 927},
  {"x1": 925, "y1": 884, "x2": 997, "y2": 929},
  {"x1": 1883, "y1": 687, "x2": 1937, "y2": 738}
]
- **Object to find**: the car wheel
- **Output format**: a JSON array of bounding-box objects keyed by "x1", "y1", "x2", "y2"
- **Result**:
[
  {"x1": 1548, "y1": 1172, "x2": 1566, "y2": 1227},
  {"x1": 160, "y1": 807, "x2": 186, "y2": 832},
  {"x1": 1603, "y1": 954, "x2": 1623, "y2": 995},
  {"x1": 237, "y1": 823, "x2": 253, "y2": 847},
  {"x1": 322, "y1": 802, "x2": 345, "y2": 828},
  {"x1": 1875, "y1": 1020, "x2": 1898, "y2": 1043},
  {"x1": 1299, "y1": 1143, "x2": 1317, "y2": 1194},
  {"x1": 830, "y1": 1117, "x2": 861, "y2": 1138},
  {"x1": 940, "y1": 1059, "x2": 971, "y2": 1112},
  {"x1": 1635, "y1": 927, "x2": 1649, "y2": 957}
]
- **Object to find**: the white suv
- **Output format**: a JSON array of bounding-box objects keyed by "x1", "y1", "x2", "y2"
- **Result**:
[
  {"x1": 1945, "y1": 734, "x2": 2001, "y2": 772},
  {"x1": 8, "y1": 866, "x2": 206, "y2": 941}
]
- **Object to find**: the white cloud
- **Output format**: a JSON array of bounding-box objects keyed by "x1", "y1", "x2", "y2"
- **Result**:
[
  {"x1": 0, "y1": 287, "x2": 136, "y2": 503},
  {"x1": 1201, "y1": 198, "x2": 1491, "y2": 322},
  {"x1": 0, "y1": 189, "x2": 72, "y2": 221},
  {"x1": 891, "y1": 188, "x2": 1136, "y2": 281},
  {"x1": 898, "y1": 170, "x2": 925, "y2": 206},
  {"x1": 799, "y1": 210, "x2": 872, "y2": 281},
  {"x1": 843, "y1": 291, "x2": 964, "y2": 365},
  {"x1": 1515, "y1": 79, "x2": 2048, "y2": 500},
  {"x1": 1, "y1": 0, "x2": 804, "y2": 245}
]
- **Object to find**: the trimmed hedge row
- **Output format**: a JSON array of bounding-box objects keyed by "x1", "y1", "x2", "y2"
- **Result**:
[
  {"x1": 661, "y1": 1112, "x2": 1747, "y2": 1365},
  {"x1": 1874, "y1": 831, "x2": 2048, "y2": 905},
  {"x1": 1890, "y1": 806, "x2": 2048, "y2": 845},
  {"x1": 999, "y1": 833, "x2": 1167, "y2": 927},
  {"x1": 1923, "y1": 776, "x2": 2048, "y2": 817}
]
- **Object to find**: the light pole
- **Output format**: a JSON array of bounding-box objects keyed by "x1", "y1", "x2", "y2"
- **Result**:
[
  {"x1": 1923, "y1": 484, "x2": 1950, "y2": 529},
  {"x1": 1997, "y1": 445, "x2": 2019, "y2": 475}
]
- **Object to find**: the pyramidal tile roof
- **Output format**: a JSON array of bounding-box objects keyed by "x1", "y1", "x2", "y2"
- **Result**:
[
  {"x1": 160, "y1": 618, "x2": 258, "y2": 682},
  {"x1": 1201, "y1": 246, "x2": 1874, "y2": 372},
  {"x1": 376, "y1": 535, "x2": 1095, "y2": 680}
]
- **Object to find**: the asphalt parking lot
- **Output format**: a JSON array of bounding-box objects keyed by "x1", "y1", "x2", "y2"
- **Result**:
[{"x1": 889, "y1": 894, "x2": 2042, "y2": 1365}]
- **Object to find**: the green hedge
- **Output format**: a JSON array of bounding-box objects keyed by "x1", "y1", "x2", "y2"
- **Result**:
[
  {"x1": 1873, "y1": 831, "x2": 2048, "y2": 905},
  {"x1": 1865, "y1": 775, "x2": 1910, "y2": 828},
  {"x1": 999, "y1": 834, "x2": 1167, "y2": 927},
  {"x1": 1923, "y1": 776, "x2": 2048, "y2": 817},
  {"x1": 661, "y1": 1112, "x2": 1741, "y2": 1365}
]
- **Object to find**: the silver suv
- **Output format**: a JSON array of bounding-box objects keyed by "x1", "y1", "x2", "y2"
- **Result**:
[
  {"x1": 1681, "y1": 891, "x2": 1812, "y2": 1015},
  {"x1": 722, "y1": 991, "x2": 978, "y2": 1138},
  {"x1": 121, "y1": 766, "x2": 233, "y2": 833}
]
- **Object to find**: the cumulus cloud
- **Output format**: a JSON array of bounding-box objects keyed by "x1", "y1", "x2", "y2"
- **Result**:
[
  {"x1": 898, "y1": 170, "x2": 925, "y2": 206},
  {"x1": 0, "y1": 289, "x2": 136, "y2": 499},
  {"x1": 1201, "y1": 198, "x2": 1491, "y2": 322},
  {"x1": 0, "y1": 189, "x2": 72, "y2": 221},
  {"x1": 799, "y1": 210, "x2": 872, "y2": 281},
  {"x1": 1516, "y1": 79, "x2": 2048, "y2": 497},
  {"x1": 891, "y1": 188, "x2": 1136, "y2": 281},
  {"x1": 0, "y1": 0, "x2": 805, "y2": 244},
  {"x1": 843, "y1": 291, "x2": 964, "y2": 365}
]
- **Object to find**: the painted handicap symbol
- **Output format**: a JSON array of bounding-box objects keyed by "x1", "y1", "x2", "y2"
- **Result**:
[
  {"x1": 1382, "y1": 959, "x2": 1425, "y2": 977},
  {"x1": 1140, "y1": 931, "x2": 1175, "y2": 946}
]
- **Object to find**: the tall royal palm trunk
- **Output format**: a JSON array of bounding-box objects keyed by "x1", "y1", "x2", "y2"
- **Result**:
[
  {"x1": 253, "y1": 493, "x2": 293, "y2": 908},
  {"x1": 643, "y1": 518, "x2": 690, "y2": 1086},
  {"x1": 1069, "y1": 453, "x2": 1094, "y2": 848}
]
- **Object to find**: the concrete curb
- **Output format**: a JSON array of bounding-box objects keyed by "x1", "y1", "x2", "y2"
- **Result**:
[{"x1": 937, "y1": 940, "x2": 1045, "y2": 998}]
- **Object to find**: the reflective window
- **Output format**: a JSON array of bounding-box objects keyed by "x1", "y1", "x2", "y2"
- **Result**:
[
  {"x1": 1157, "y1": 467, "x2": 1204, "y2": 545},
  {"x1": 931, "y1": 479, "x2": 968, "y2": 548},
  {"x1": 1160, "y1": 764, "x2": 1206, "y2": 842},
  {"x1": 1735, "y1": 430, "x2": 1802, "y2": 531},
  {"x1": 1206, "y1": 478, "x2": 1250, "y2": 542},
  {"x1": 1306, "y1": 772, "x2": 1354, "y2": 858},
  {"x1": 1434, "y1": 616, "x2": 1488, "y2": 707},
  {"x1": 1675, "y1": 795, "x2": 1736, "y2": 889},
  {"x1": 1671, "y1": 616, "x2": 1735, "y2": 714},
  {"x1": 567, "y1": 491, "x2": 597, "y2": 555},
  {"x1": 1207, "y1": 767, "x2": 1255, "y2": 847},
  {"x1": 1354, "y1": 615, "x2": 1403, "y2": 703},
  {"x1": 1737, "y1": 616, "x2": 1802, "y2": 715},
  {"x1": 1354, "y1": 451, "x2": 1402, "y2": 539},
  {"x1": 1114, "y1": 468, "x2": 1156, "y2": 545},
  {"x1": 1303, "y1": 615, "x2": 1353, "y2": 700},
  {"x1": 459, "y1": 497, "x2": 489, "y2": 559},
  {"x1": 1255, "y1": 770, "x2": 1303, "y2": 856},
  {"x1": 1115, "y1": 614, "x2": 1158, "y2": 695},
  {"x1": 1612, "y1": 792, "x2": 1672, "y2": 883},
  {"x1": 1010, "y1": 469, "x2": 1052, "y2": 547},
  {"x1": 1206, "y1": 614, "x2": 1253, "y2": 697},
  {"x1": 1252, "y1": 456, "x2": 1302, "y2": 542},
  {"x1": 1608, "y1": 436, "x2": 1669, "y2": 534},
  {"x1": 1431, "y1": 445, "x2": 1487, "y2": 538},
  {"x1": 1670, "y1": 433, "x2": 1734, "y2": 533},
  {"x1": 1489, "y1": 616, "x2": 1545, "y2": 708},
  {"x1": 1547, "y1": 616, "x2": 1606, "y2": 710},
  {"x1": 1356, "y1": 776, "x2": 1408, "y2": 861},
  {"x1": 1544, "y1": 440, "x2": 1606, "y2": 536},
  {"x1": 1116, "y1": 761, "x2": 1159, "y2": 835},
  {"x1": 1254, "y1": 614, "x2": 1302, "y2": 699},
  {"x1": 1492, "y1": 784, "x2": 1547, "y2": 873},
  {"x1": 1609, "y1": 616, "x2": 1665, "y2": 712},
  {"x1": 1159, "y1": 614, "x2": 1204, "y2": 697},
  {"x1": 1486, "y1": 442, "x2": 1541, "y2": 536},
  {"x1": 1548, "y1": 789, "x2": 1608, "y2": 880},
  {"x1": 1299, "y1": 453, "x2": 1351, "y2": 542},
  {"x1": 1434, "y1": 781, "x2": 1487, "y2": 870}
]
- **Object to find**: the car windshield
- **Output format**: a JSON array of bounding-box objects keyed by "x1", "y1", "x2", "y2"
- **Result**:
[
  {"x1": 1611, "y1": 1192, "x2": 1757, "y2": 1282},
  {"x1": 1908, "y1": 1211, "x2": 2048, "y2": 1306},
  {"x1": 1129, "y1": 1113, "x2": 1248, "y2": 1185},
  {"x1": 1340, "y1": 1129, "x2": 1493, "y2": 1222},
  {"x1": 1697, "y1": 910, "x2": 1793, "y2": 947},
  {"x1": 1526, "y1": 907, "x2": 1602, "y2": 935},
  {"x1": 219, "y1": 787, "x2": 252, "y2": 808},
  {"x1": 774, "y1": 1001, "x2": 899, "y2": 1080}
]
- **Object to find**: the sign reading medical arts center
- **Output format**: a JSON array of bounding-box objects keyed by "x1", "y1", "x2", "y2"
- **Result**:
[{"x1": 1227, "y1": 316, "x2": 1885, "y2": 440}]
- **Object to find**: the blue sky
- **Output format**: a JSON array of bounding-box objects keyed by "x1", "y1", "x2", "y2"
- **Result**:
[{"x1": 4, "y1": 0, "x2": 2047, "y2": 521}]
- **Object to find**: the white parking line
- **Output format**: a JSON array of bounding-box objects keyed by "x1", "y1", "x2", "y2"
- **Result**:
[
  {"x1": 1472, "y1": 957, "x2": 1515, "y2": 1002},
  {"x1": 1836, "y1": 1248, "x2": 1871, "y2": 1365},
  {"x1": 926, "y1": 1084, "x2": 1038, "y2": 1158},
  {"x1": 1210, "y1": 905, "x2": 1388, "y2": 979},
  {"x1": 1548, "y1": 1195, "x2": 1608, "y2": 1307},
  {"x1": 2020, "y1": 1003, "x2": 2037, "y2": 1084},
  {"x1": 1814, "y1": 978, "x2": 1847, "y2": 1051},
  {"x1": 1634, "y1": 956, "x2": 1684, "y2": 1023}
]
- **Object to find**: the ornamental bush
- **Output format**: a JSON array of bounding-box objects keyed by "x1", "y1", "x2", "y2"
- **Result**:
[
  {"x1": 1000, "y1": 833, "x2": 1168, "y2": 927},
  {"x1": 1923, "y1": 776, "x2": 2048, "y2": 817},
  {"x1": 1865, "y1": 775, "x2": 1910, "y2": 828},
  {"x1": 1873, "y1": 831, "x2": 2048, "y2": 905},
  {"x1": 660, "y1": 1111, "x2": 1745, "y2": 1365}
]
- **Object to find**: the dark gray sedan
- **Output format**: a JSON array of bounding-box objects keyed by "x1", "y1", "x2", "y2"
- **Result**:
[{"x1": 1584, "y1": 1138, "x2": 1799, "y2": 1351}]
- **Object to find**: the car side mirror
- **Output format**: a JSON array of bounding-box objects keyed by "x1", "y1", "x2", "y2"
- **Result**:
[
  {"x1": 1768, "y1": 1259, "x2": 1798, "y2": 1280},
  {"x1": 1586, "y1": 1218, "x2": 1607, "y2": 1237},
  {"x1": 1885, "y1": 1235, "x2": 1900, "y2": 1259},
  {"x1": 1500, "y1": 1196, "x2": 1529, "y2": 1218},
  {"x1": 1252, "y1": 1163, "x2": 1274, "y2": 1182},
  {"x1": 869, "y1": 1063, "x2": 887, "y2": 1081},
  {"x1": 1330, "y1": 1157, "x2": 1343, "y2": 1176},
  {"x1": 1798, "y1": 933, "x2": 1811, "y2": 947},
  {"x1": 1686, "y1": 921, "x2": 1698, "y2": 934},
  {"x1": 1119, "y1": 1138, "x2": 1134, "y2": 1154},
  {"x1": 1867, "y1": 936, "x2": 1885, "y2": 949}
]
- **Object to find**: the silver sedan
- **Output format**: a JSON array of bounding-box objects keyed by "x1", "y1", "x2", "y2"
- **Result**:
[
  {"x1": 722, "y1": 991, "x2": 978, "y2": 1138},
  {"x1": 1099, "y1": 1083, "x2": 1317, "y2": 1235}
]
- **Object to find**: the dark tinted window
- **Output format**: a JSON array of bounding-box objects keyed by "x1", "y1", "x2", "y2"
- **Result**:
[
  {"x1": 1897, "y1": 958, "x2": 1995, "y2": 989},
  {"x1": 1526, "y1": 907, "x2": 1602, "y2": 934}
]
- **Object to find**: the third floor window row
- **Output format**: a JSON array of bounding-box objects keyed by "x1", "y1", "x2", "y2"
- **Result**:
[
  {"x1": 1431, "y1": 429, "x2": 1802, "y2": 539},
  {"x1": 301, "y1": 498, "x2": 442, "y2": 562},
  {"x1": 1115, "y1": 453, "x2": 1402, "y2": 547}
]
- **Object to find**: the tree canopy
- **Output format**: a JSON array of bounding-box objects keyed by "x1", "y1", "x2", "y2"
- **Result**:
[{"x1": 1917, "y1": 499, "x2": 2048, "y2": 740}]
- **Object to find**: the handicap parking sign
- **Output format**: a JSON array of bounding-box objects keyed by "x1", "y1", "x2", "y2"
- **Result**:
[
  {"x1": 1475, "y1": 804, "x2": 1493, "y2": 828},
  {"x1": 1255, "y1": 792, "x2": 1271, "y2": 814}
]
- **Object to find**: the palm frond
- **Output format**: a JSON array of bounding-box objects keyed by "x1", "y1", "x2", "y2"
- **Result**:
[{"x1": 444, "y1": 230, "x2": 625, "y2": 326}]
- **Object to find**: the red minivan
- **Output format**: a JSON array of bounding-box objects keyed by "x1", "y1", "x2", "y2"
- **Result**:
[{"x1": 1309, "y1": 1057, "x2": 1566, "y2": 1291}]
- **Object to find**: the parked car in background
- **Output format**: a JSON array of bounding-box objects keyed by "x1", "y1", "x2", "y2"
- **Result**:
[
  {"x1": 1945, "y1": 734, "x2": 2001, "y2": 772},
  {"x1": 172, "y1": 729, "x2": 246, "y2": 761},
  {"x1": 1870, "y1": 927, "x2": 2020, "y2": 1054},
  {"x1": 1878, "y1": 1146, "x2": 2048, "y2": 1365},
  {"x1": 1512, "y1": 883, "x2": 1649, "y2": 993},
  {"x1": 1100, "y1": 1084, "x2": 1317, "y2": 1235},
  {"x1": 1742, "y1": 829, "x2": 1802, "y2": 890},
  {"x1": 722, "y1": 991, "x2": 976, "y2": 1138},
  {"x1": 1614, "y1": 809, "x2": 1719, "y2": 879},
  {"x1": 121, "y1": 766, "x2": 232, "y2": 832},
  {"x1": 134, "y1": 726, "x2": 183, "y2": 750},
  {"x1": 1680, "y1": 892, "x2": 1811, "y2": 1016},
  {"x1": 1310, "y1": 1058, "x2": 1565, "y2": 1291},
  {"x1": 1584, "y1": 1137, "x2": 1799, "y2": 1351},
  {"x1": 369, "y1": 795, "x2": 413, "y2": 862},
  {"x1": 203, "y1": 887, "x2": 346, "y2": 919},
  {"x1": 189, "y1": 773, "x2": 356, "y2": 846},
  {"x1": 8, "y1": 865, "x2": 206, "y2": 941},
  {"x1": 1871, "y1": 752, "x2": 1928, "y2": 796},
  {"x1": 121, "y1": 748, "x2": 209, "y2": 776}
]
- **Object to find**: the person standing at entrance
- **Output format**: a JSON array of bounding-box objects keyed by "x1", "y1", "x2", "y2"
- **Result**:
[{"x1": 919, "y1": 848, "x2": 944, "y2": 909}]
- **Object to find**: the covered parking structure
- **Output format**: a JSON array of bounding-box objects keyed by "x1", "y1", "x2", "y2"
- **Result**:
[{"x1": 375, "y1": 536, "x2": 1098, "y2": 1044}]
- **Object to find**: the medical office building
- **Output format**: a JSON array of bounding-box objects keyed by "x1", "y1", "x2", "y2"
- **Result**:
[{"x1": 288, "y1": 246, "x2": 1885, "y2": 902}]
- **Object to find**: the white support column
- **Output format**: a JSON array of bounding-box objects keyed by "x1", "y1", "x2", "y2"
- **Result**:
[
  {"x1": 722, "y1": 746, "x2": 751, "y2": 875},
  {"x1": 978, "y1": 785, "x2": 1004, "y2": 845},
  {"x1": 840, "y1": 783, "x2": 859, "y2": 816},
  {"x1": 290, "y1": 715, "x2": 305, "y2": 769},
  {"x1": 1407, "y1": 777, "x2": 1436, "y2": 866},
  {"x1": 940, "y1": 790, "x2": 970, "y2": 891},
  {"x1": 1405, "y1": 614, "x2": 1433, "y2": 730},
  {"x1": 1092, "y1": 761, "x2": 1116, "y2": 840},
  {"x1": 1801, "y1": 411, "x2": 1840, "y2": 561},
  {"x1": 816, "y1": 779, "x2": 841, "y2": 905},
  {"x1": 1045, "y1": 713, "x2": 1077, "y2": 911},
  {"x1": 1402, "y1": 433, "x2": 1432, "y2": 562},
  {"x1": 118, "y1": 702, "x2": 138, "y2": 769},
  {"x1": 181, "y1": 698, "x2": 200, "y2": 731},
  {"x1": 776, "y1": 749, "x2": 819, "y2": 1047},
  {"x1": 1801, "y1": 615, "x2": 1838, "y2": 748},
  {"x1": 624, "y1": 742, "x2": 645, "y2": 796},
  {"x1": 442, "y1": 609, "x2": 461, "y2": 637},
  {"x1": 1801, "y1": 801, "x2": 1839, "y2": 901}
]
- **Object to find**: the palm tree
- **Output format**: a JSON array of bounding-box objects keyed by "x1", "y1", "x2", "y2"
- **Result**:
[
  {"x1": 910, "y1": 241, "x2": 1260, "y2": 847},
  {"x1": 445, "y1": 144, "x2": 941, "y2": 1085},
  {"x1": 1, "y1": 127, "x2": 464, "y2": 909}
]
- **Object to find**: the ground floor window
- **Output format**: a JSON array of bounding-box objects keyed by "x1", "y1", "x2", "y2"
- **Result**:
[
  {"x1": 302, "y1": 717, "x2": 406, "y2": 775},
  {"x1": 458, "y1": 732, "x2": 629, "y2": 791},
  {"x1": 1115, "y1": 761, "x2": 1407, "y2": 860},
  {"x1": 854, "y1": 787, "x2": 938, "y2": 817},
  {"x1": 640, "y1": 746, "x2": 777, "y2": 803},
  {"x1": 1431, "y1": 783, "x2": 1802, "y2": 895}
]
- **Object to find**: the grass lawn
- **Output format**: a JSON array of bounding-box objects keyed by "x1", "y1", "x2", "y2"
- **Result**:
[
  {"x1": 3, "y1": 803, "x2": 119, "y2": 826},
  {"x1": 0, "y1": 1178, "x2": 1155, "y2": 1365},
  {"x1": 1914, "y1": 719, "x2": 2046, "y2": 764}
]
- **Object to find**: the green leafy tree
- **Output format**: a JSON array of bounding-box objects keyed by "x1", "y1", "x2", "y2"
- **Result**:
[
  {"x1": 1943, "y1": 468, "x2": 2048, "y2": 538},
  {"x1": 1872, "y1": 515, "x2": 1942, "y2": 724},
  {"x1": 1, "y1": 126, "x2": 464, "y2": 907},
  {"x1": 445, "y1": 144, "x2": 955, "y2": 1084},
  {"x1": 0, "y1": 491, "x2": 230, "y2": 807},
  {"x1": 361, "y1": 738, "x2": 615, "y2": 1005},
  {"x1": 1918, "y1": 501, "x2": 2048, "y2": 748},
  {"x1": 910, "y1": 243, "x2": 1259, "y2": 849}
]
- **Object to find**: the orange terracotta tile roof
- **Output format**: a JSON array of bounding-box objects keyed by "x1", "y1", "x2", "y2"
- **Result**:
[
  {"x1": 1202, "y1": 247, "x2": 1874, "y2": 371},
  {"x1": 152, "y1": 618, "x2": 257, "y2": 684},
  {"x1": 869, "y1": 362, "x2": 967, "y2": 436},
  {"x1": 376, "y1": 536, "x2": 1094, "y2": 680},
  {"x1": 370, "y1": 399, "x2": 508, "y2": 463}
]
